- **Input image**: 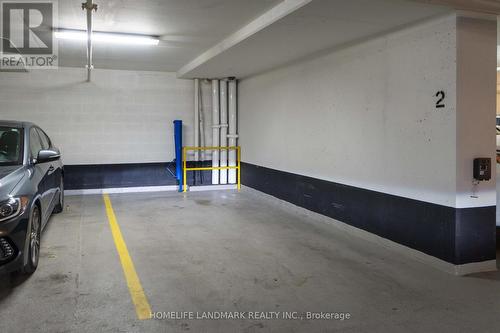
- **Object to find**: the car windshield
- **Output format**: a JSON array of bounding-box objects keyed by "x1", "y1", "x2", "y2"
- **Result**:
[{"x1": 0, "y1": 127, "x2": 23, "y2": 165}]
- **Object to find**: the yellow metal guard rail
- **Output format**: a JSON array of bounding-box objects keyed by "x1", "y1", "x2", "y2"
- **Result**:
[{"x1": 182, "y1": 146, "x2": 241, "y2": 193}]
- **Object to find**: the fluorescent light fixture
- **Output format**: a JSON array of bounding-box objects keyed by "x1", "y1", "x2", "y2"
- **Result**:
[{"x1": 55, "y1": 30, "x2": 159, "y2": 46}]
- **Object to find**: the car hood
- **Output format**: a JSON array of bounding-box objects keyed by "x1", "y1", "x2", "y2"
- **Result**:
[{"x1": 0, "y1": 165, "x2": 26, "y2": 197}]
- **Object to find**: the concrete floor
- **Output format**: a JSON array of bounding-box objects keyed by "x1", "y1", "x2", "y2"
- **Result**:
[{"x1": 1, "y1": 189, "x2": 500, "y2": 333}]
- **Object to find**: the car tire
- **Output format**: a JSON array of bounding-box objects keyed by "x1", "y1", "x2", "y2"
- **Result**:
[
  {"x1": 53, "y1": 177, "x2": 64, "y2": 214},
  {"x1": 20, "y1": 205, "x2": 41, "y2": 275}
]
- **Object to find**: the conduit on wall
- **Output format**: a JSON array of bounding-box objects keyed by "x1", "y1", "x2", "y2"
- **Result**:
[
  {"x1": 199, "y1": 80, "x2": 206, "y2": 162},
  {"x1": 227, "y1": 79, "x2": 238, "y2": 184},
  {"x1": 212, "y1": 80, "x2": 220, "y2": 185},
  {"x1": 194, "y1": 78, "x2": 237, "y2": 186},
  {"x1": 219, "y1": 80, "x2": 229, "y2": 184},
  {"x1": 194, "y1": 79, "x2": 200, "y2": 161}
]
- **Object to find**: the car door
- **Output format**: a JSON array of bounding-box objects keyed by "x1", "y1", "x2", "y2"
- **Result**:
[
  {"x1": 29, "y1": 128, "x2": 51, "y2": 220},
  {"x1": 36, "y1": 128, "x2": 59, "y2": 208}
]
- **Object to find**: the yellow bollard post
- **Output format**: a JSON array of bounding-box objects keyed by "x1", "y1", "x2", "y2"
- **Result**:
[{"x1": 237, "y1": 146, "x2": 241, "y2": 191}]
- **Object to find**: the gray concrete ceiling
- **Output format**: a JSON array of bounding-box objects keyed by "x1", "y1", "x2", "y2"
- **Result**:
[
  {"x1": 55, "y1": 0, "x2": 498, "y2": 76},
  {"x1": 179, "y1": 0, "x2": 452, "y2": 78},
  {"x1": 57, "y1": 0, "x2": 282, "y2": 71}
]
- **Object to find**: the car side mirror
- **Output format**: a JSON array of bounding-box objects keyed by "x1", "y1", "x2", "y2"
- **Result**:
[{"x1": 36, "y1": 149, "x2": 60, "y2": 164}]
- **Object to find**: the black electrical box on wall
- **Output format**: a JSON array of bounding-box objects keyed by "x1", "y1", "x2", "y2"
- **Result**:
[{"x1": 473, "y1": 158, "x2": 491, "y2": 181}]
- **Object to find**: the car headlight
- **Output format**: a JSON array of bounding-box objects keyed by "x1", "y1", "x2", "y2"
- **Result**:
[{"x1": 0, "y1": 197, "x2": 29, "y2": 222}]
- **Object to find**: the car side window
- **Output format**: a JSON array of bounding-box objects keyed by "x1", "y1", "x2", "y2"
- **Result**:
[
  {"x1": 29, "y1": 128, "x2": 43, "y2": 159},
  {"x1": 36, "y1": 128, "x2": 50, "y2": 150}
]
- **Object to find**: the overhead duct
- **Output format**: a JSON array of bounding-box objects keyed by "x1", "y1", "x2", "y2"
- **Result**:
[{"x1": 82, "y1": 0, "x2": 98, "y2": 82}]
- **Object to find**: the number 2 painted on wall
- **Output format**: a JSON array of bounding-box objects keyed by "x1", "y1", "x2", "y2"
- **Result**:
[{"x1": 435, "y1": 91, "x2": 445, "y2": 109}]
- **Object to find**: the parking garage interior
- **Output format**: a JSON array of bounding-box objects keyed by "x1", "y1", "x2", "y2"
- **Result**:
[{"x1": 1, "y1": 0, "x2": 500, "y2": 332}]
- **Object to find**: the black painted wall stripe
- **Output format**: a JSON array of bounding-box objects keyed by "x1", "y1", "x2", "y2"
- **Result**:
[
  {"x1": 64, "y1": 162, "x2": 212, "y2": 190},
  {"x1": 241, "y1": 162, "x2": 496, "y2": 265}
]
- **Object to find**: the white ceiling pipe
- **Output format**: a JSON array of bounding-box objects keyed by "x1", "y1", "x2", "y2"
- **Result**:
[
  {"x1": 212, "y1": 80, "x2": 220, "y2": 185},
  {"x1": 194, "y1": 79, "x2": 200, "y2": 161},
  {"x1": 82, "y1": 0, "x2": 98, "y2": 82},
  {"x1": 219, "y1": 80, "x2": 229, "y2": 185},
  {"x1": 228, "y1": 79, "x2": 238, "y2": 184}
]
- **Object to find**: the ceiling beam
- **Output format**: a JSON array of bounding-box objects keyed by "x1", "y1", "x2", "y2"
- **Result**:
[
  {"x1": 177, "y1": 0, "x2": 313, "y2": 79},
  {"x1": 411, "y1": 0, "x2": 500, "y2": 14}
]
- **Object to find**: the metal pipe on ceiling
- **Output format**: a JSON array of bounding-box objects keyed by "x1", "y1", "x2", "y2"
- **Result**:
[{"x1": 82, "y1": 0, "x2": 98, "y2": 82}]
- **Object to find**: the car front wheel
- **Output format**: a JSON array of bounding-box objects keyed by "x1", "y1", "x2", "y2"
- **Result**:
[
  {"x1": 21, "y1": 205, "x2": 41, "y2": 274},
  {"x1": 53, "y1": 177, "x2": 64, "y2": 214}
]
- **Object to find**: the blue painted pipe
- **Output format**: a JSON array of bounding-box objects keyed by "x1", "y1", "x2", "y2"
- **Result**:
[{"x1": 173, "y1": 120, "x2": 183, "y2": 192}]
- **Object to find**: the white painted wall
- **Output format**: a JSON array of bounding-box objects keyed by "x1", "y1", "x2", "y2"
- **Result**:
[
  {"x1": 239, "y1": 14, "x2": 496, "y2": 209},
  {"x1": 0, "y1": 67, "x2": 198, "y2": 165},
  {"x1": 455, "y1": 17, "x2": 497, "y2": 209}
]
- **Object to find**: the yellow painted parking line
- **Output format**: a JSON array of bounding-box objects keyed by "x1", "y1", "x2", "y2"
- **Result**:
[{"x1": 103, "y1": 194, "x2": 152, "y2": 320}]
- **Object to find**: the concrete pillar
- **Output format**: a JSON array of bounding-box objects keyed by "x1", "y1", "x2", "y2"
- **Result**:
[{"x1": 453, "y1": 16, "x2": 497, "y2": 268}]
